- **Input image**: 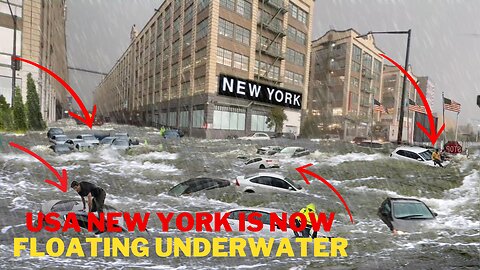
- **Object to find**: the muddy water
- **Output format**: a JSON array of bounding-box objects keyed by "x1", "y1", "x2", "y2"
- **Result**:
[{"x1": 0, "y1": 121, "x2": 478, "y2": 269}]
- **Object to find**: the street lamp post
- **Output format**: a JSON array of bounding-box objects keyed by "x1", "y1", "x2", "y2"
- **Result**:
[
  {"x1": 356, "y1": 30, "x2": 412, "y2": 144},
  {"x1": 6, "y1": 0, "x2": 18, "y2": 105}
]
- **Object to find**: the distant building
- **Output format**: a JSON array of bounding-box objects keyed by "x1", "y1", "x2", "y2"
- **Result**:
[
  {"x1": 0, "y1": 0, "x2": 69, "y2": 122},
  {"x1": 308, "y1": 29, "x2": 384, "y2": 138},
  {"x1": 94, "y1": 0, "x2": 315, "y2": 138}
]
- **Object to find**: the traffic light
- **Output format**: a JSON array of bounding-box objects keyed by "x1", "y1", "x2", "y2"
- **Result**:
[{"x1": 11, "y1": 56, "x2": 21, "y2": 71}]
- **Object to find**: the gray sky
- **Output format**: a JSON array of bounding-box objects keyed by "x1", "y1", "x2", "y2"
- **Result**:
[{"x1": 66, "y1": 0, "x2": 479, "y2": 128}]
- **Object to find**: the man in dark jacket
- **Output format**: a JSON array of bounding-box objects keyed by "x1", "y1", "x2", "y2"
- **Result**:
[{"x1": 71, "y1": 181, "x2": 106, "y2": 214}]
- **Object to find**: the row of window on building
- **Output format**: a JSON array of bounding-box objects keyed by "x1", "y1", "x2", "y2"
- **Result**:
[{"x1": 152, "y1": 105, "x2": 274, "y2": 132}]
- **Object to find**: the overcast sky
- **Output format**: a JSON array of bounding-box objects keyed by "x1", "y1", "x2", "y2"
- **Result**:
[{"x1": 66, "y1": 0, "x2": 479, "y2": 128}]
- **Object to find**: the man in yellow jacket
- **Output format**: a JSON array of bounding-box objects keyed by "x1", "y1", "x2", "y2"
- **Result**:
[
  {"x1": 294, "y1": 203, "x2": 318, "y2": 238},
  {"x1": 432, "y1": 149, "x2": 444, "y2": 167}
]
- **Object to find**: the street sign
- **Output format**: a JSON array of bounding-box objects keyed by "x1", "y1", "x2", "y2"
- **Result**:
[{"x1": 444, "y1": 141, "x2": 462, "y2": 154}]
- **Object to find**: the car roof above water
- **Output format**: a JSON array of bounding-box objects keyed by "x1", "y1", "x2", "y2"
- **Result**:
[{"x1": 394, "y1": 146, "x2": 431, "y2": 154}]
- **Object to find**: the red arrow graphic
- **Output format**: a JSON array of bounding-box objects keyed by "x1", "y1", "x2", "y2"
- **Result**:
[
  {"x1": 380, "y1": 53, "x2": 445, "y2": 145},
  {"x1": 296, "y1": 163, "x2": 354, "y2": 224},
  {"x1": 9, "y1": 142, "x2": 68, "y2": 192},
  {"x1": 14, "y1": 57, "x2": 96, "y2": 128}
]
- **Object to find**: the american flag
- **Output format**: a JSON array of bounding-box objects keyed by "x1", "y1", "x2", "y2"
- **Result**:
[
  {"x1": 443, "y1": 97, "x2": 461, "y2": 113},
  {"x1": 374, "y1": 99, "x2": 387, "y2": 113},
  {"x1": 408, "y1": 99, "x2": 426, "y2": 114}
]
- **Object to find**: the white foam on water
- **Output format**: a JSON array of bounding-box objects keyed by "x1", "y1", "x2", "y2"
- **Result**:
[
  {"x1": 133, "y1": 151, "x2": 178, "y2": 161},
  {"x1": 0, "y1": 153, "x2": 37, "y2": 162},
  {"x1": 56, "y1": 152, "x2": 93, "y2": 162},
  {"x1": 322, "y1": 152, "x2": 386, "y2": 166}
]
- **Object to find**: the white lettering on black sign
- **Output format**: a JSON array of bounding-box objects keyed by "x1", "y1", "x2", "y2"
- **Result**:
[{"x1": 218, "y1": 74, "x2": 302, "y2": 109}]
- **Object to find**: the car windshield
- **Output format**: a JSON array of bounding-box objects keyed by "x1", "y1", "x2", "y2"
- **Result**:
[
  {"x1": 280, "y1": 148, "x2": 296, "y2": 154},
  {"x1": 101, "y1": 138, "x2": 114, "y2": 144},
  {"x1": 419, "y1": 150, "x2": 433, "y2": 161},
  {"x1": 284, "y1": 177, "x2": 302, "y2": 190},
  {"x1": 116, "y1": 134, "x2": 129, "y2": 139},
  {"x1": 113, "y1": 140, "x2": 129, "y2": 146},
  {"x1": 168, "y1": 183, "x2": 189, "y2": 197},
  {"x1": 55, "y1": 135, "x2": 68, "y2": 140},
  {"x1": 393, "y1": 201, "x2": 434, "y2": 219}
]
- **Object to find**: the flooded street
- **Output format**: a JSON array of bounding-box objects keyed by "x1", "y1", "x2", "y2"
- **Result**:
[{"x1": 0, "y1": 121, "x2": 478, "y2": 269}]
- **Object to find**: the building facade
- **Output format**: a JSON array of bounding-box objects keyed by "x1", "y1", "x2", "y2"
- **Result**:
[
  {"x1": 307, "y1": 29, "x2": 384, "y2": 139},
  {"x1": 379, "y1": 64, "x2": 418, "y2": 143},
  {"x1": 0, "y1": 0, "x2": 69, "y2": 122},
  {"x1": 94, "y1": 0, "x2": 315, "y2": 138}
]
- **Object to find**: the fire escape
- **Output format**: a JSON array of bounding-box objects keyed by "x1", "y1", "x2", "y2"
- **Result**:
[{"x1": 255, "y1": 0, "x2": 288, "y2": 84}]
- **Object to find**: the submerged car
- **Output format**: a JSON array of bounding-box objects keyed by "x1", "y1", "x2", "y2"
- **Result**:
[
  {"x1": 256, "y1": 146, "x2": 283, "y2": 155},
  {"x1": 275, "y1": 147, "x2": 310, "y2": 158},
  {"x1": 244, "y1": 157, "x2": 280, "y2": 169},
  {"x1": 47, "y1": 128, "x2": 64, "y2": 139},
  {"x1": 76, "y1": 134, "x2": 100, "y2": 146},
  {"x1": 65, "y1": 139, "x2": 93, "y2": 151},
  {"x1": 49, "y1": 144, "x2": 72, "y2": 154},
  {"x1": 235, "y1": 172, "x2": 303, "y2": 193},
  {"x1": 49, "y1": 134, "x2": 69, "y2": 145},
  {"x1": 40, "y1": 199, "x2": 127, "y2": 234},
  {"x1": 378, "y1": 197, "x2": 437, "y2": 233},
  {"x1": 168, "y1": 178, "x2": 231, "y2": 197},
  {"x1": 390, "y1": 146, "x2": 449, "y2": 167},
  {"x1": 163, "y1": 130, "x2": 180, "y2": 139},
  {"x1": 238, "y1": 133, "x2": 271, "y2": 141}
]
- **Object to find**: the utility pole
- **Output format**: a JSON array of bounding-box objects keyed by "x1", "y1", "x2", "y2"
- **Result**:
[
  {"x1": 356, "y1": 29, "x2": 412, "y2": 145},
  {"x1": 6, "y1": 0, "x2": 19, "y2": 105}
]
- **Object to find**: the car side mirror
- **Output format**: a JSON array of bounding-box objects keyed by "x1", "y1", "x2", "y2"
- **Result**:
[
  {"x1": 417, "y1": 158, "x2": 423, "y2": 161},
  {"x1": 433, "y1": 212, "x2": 438, "y2": 217},
  {"x1": 288, "y1": 187, "x2": 293, "y2": 190}
]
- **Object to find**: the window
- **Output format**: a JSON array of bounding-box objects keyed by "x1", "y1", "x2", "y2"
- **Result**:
[
  {"x1": 251, "y1": 176, "x2": 272, "y2": 186},
  {"x1": 179, "y1": 111, "x2": 189, "y2": 127},
  {"x1": 286, "y1": 48, "x2": 305, "y2": 66},
  {"x1": 287, "y1": 26, "x2": 306, "y2": 45},
  {"x1": 362, "y1": 53, "x2": 372, "y2": 71},
  {"x1": 212, "y1": 105, "x2": 246, "y2": 130},
  {"x1": 192, "y1": 108, "x2": 204, "y2": 128},
  {"x1": 181, "y1": 81, "x2": 190, "y2": 96},
  {"x1": 234, "y1": 25, "x2": 250, "y2": 45},
  {"x1": 194, "y1": 76, "x2": 205, "y2": 92},
  {"x1": 254, "y1": 60, "x2": 280, "y2": 81},
  {"x1": 351, "y1": 77, "x2": 360, "y2": 88},
  {"x1": 195, "y1": 47, "x2": 207, "y2": 65},
  {"x1": 220, "y1": 0, "x2": 235, "y2": 10},
  {"x1": 251, "y1": 113, "x2": 274, "y2": 132},
  {"x1": 233, "y1": 53, "x2": 248, "y2": 71},
  {"x1": 182, "y1": 56, "x2": 191, "y2": 71},
  {"x1": 218, "y1": 18, "x2": 234, "y2": 38},
  {"x1": 221, "y1": 0, "x2": 251, "y2": 18},
  {"x1": 352, "y1": 45, "x2": 362, "y2": 62},
  {"x1": 236, "y1": 0, "x2": 252, "y2": 18},
  {"x1": 183, "y1": 30, "x2": 192, "y2": 47},
  {"x1": 285, "y1": 70, "x2": 303, "y2": 86},
  {"x1": 198, "y1": 0, "x2": 209, "y2": 11},
  {"x1": 217, "y1": 47, "x2": 232, "y2": 67},
  {"x1": 184, "y1": 5, "x2": 193, "y2": 24},
  {"x1": 173, "y1": 17, "x2": 181, "y2": 33},
  {"x1": 290, "y1": 3, "x2": 308, "y2": 24},
  {"x1": 196, "y1": 19, "x2": 209, "y2": 40},
  {"x1": 351, "y1": 62, "x2": 361, "y2": 73}
]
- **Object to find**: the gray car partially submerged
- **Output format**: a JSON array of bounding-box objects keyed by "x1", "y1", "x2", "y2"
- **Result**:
[{"x1": 378, "y1": 197, "x2": 437, "y2": 233}]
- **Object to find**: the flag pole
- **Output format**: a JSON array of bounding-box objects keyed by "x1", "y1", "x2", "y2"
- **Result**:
[
  {"x1": 442, "y1": 92, "x2": 446, "y2": 145},
  {"x1": 454, "y1": 111, "x2": 459, "y2": 141},
  {"x1": 370, "y1": 95, "x2": 374, "y2": 145}
]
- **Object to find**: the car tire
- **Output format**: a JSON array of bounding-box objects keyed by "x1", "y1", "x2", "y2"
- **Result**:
[{"x1": 259, "y1": 165, "x2": 266, "y2": 169}]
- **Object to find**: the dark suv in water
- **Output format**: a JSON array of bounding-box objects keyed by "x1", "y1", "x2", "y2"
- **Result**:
[
  {"x1": 47, "y1": 128, "x2": 64, "y2": 139},
  {"x1": 378, "y1": 197, "x2": 437, "y2": 233}
]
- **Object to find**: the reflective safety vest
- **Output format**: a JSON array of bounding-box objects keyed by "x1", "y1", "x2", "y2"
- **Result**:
[{"x1": 297, "y1": 203, "x2": 318, "y2": 226}]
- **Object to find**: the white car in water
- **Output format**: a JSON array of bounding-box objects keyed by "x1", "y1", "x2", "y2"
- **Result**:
[
  {"x1": 238, "y1": 133, "x2": 271, "y2": 141},
  {"x1": 244, "y1": 157, "x2": 280, "y2": 169},
  {"x1": 275, "y1": 147, "x2": 310, "y2": 158},
  {"x1": 235, "y1": 172, "x2": 303, "y2": 193},
  {"x1": 390, "y1": 146, "x2": 449, "y2": 167},
  {"x1": 76, "y1": 134, "x2": 100, "y2": 146}
]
